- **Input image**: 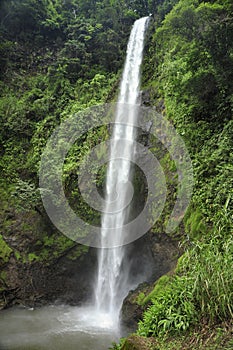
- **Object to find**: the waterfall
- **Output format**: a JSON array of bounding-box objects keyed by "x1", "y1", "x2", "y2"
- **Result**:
[{"x1": 95, "y1": 17, "x2": 150, "y2": 327}]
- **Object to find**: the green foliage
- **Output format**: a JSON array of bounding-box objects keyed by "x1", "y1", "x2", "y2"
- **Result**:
[
  {"x1": 138, "y1": 274, "x2": 198, "y2": 337},
  {"x1": 136, "y1": 292, "x2": 146, "y2": 305},
  {"x1": 0, "y1": 0, "x2": 45, "y2": 39},
  {"x1": 28, "y1": 253, "x2": 40, "y2": 262},
  {"x1": 191, "y1": 240, "x2": 232, "y2": 321},
  {"x1": 184, "y1": 207, "x2": 206, "y2": 240},
  {"x1": 184, "y1": 236, "x2": 232, "y2": 323},
  {"x1": 14, "y1": 251, "x2": 21, "y2": 260},
  {"x1": 0, "y1": 235, "x2": 13, "y2": 263},
  {"x1": 11, "y1": 179, "x2": 41, "y2": 212},
  {"x1": 138, "y1": 232, "x2": 233, "y2": 338},
  {"x1": 111, "y1": 338, "x2": 126, "y2": 350},
  {"x1": 0, "y1": 0, "x2": 151, "y2": 82},
  {"x1": 24, "y1": 234, "x2": 78, "y2": 263},
  {"x1": 66, "y1": 245, "x2": 89, "y2": 260},
  {"x1": 192, "y1": 120, "x2": 233, "y2": 230},
  {"x1": 146, "y1": 0, "x2": 233, "y2": 127},
  {"x1": 137, "y1": 2, "x2": 233, "y2": 340}
]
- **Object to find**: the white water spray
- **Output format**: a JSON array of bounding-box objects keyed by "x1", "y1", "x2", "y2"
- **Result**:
[{"x1": 95, "y1": 17, "x2": 150, "y2": 327}]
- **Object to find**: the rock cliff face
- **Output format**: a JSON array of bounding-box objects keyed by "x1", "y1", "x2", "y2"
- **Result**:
[
  {"x1": 0, "y1": 207, "x2": 96, "y2": 309},
  {"x1": 1, "y1": 247, "x2": 97, "y2": 309},
  {"x1": 1, "y1": 203, "x2": 179, "y2": 312}
]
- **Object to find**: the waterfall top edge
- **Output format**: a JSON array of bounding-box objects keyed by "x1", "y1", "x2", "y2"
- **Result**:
[
  {"x1": 135, "y1": 16, "x2": 151, "y2": 25},
  {"x1": 136, "y1": 16, "x2": 150, "y2": 20}
]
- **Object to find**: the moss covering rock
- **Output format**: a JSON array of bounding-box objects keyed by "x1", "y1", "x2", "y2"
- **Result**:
[{"x1": 120, "y1": 335, "x2": 157, "y2": 350}]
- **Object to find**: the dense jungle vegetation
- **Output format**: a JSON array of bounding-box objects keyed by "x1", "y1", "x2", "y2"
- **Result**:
[{"x1": 0, "y1": 0, "x2": 232, "y2": 349}]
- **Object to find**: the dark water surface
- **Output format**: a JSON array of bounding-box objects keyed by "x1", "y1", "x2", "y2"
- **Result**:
[{"x1": 0, "y1": 305, "x2": 120, "y2": 350}]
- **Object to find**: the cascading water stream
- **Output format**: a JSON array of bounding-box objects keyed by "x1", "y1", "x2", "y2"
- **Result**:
[{"x1": 95, "y1": 16, "x2": 150, "y2": 327}]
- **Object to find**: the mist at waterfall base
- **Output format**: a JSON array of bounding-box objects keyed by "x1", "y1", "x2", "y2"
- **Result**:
[
  {"x1": 0, "y1": 305, "x2": 119, "y2": 350},
  {"x1": 0, "y1": 242, "x2": 155, "y2": 350},
  {"x1": 0, "y1": 241, "x2": 155, "y2": 350},
  {"x1": 0, "y1": 17, "x2": 151, "y2": 349}
]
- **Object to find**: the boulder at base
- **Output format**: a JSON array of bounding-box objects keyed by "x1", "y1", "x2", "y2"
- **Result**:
[{"x1": 120, "y1": 335, "x2": 157, "y2": 350}]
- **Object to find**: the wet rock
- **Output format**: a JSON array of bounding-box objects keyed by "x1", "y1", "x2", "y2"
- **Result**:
[
  {"x1": 1, "y1": 199, "x2": 179, "y2": 314},
  {"x1": 121, "y1": 283, "x2": 152, "y2": 332},
  {"x1": 0, "y1": 206, "x2": 98, "y2": 309},
  {"x1": 141, "y1": 90, "x2": 151, "y2": 107},
  {"x1": 1, "y1": 249, "x2": 97, "y2": 309},
  {"x1": 121, "y1": 231, "x2": 179, "y2": 331}
]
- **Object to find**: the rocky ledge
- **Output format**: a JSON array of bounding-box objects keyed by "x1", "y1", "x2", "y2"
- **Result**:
[{"x1": 1, "y1": 206, "x2": 179, "y2": 313}]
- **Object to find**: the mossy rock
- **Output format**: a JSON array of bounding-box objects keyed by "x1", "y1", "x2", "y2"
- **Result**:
[
  {"x1": 184, "y1": 207, "x2": 207, "y2": 240},
  {"x1": 140, "y1": 274, "x2": 171, "y2": 305},
  {"x1": 120, "y1": 335, "x2": 157, "y2": 350}
]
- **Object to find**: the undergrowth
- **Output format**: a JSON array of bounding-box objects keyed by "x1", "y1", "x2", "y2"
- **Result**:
[{"x1": 137, "y1": 232, "x2": 232, "y2": 338}]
